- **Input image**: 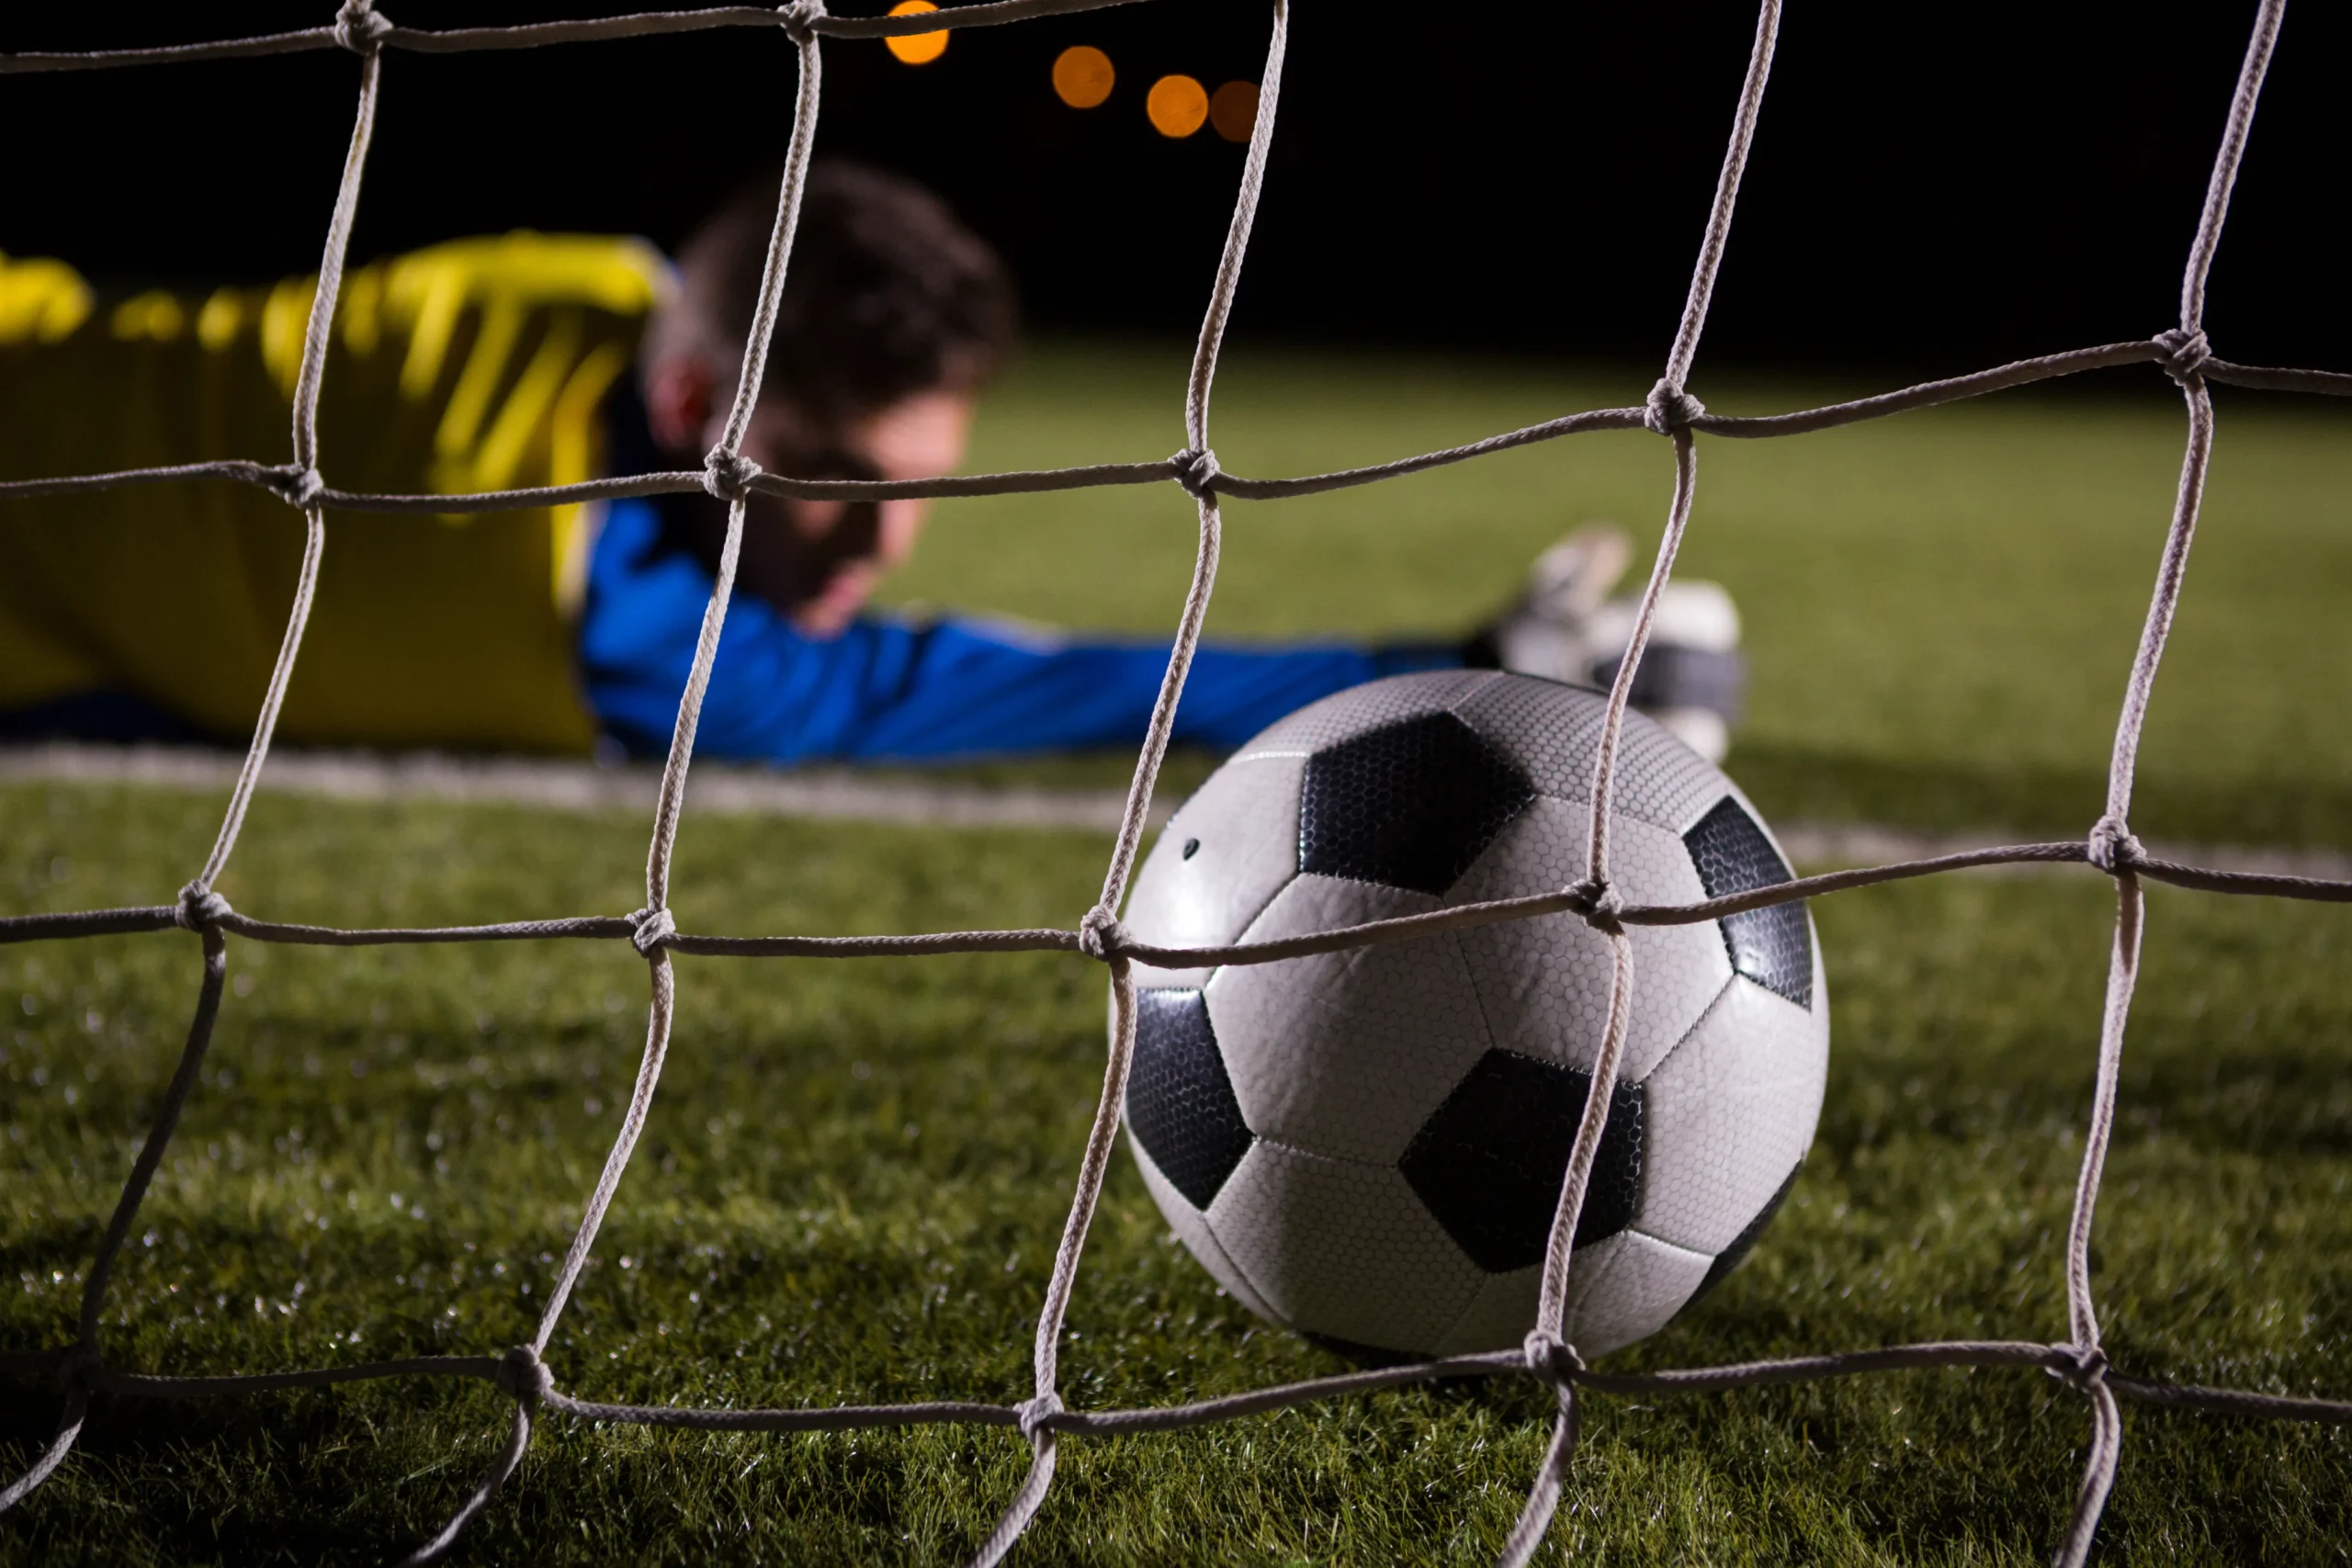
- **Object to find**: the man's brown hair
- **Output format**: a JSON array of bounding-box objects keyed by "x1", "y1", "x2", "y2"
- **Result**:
[{"x1": 645, "y1": 159, "x2": 1018, "y2": 425}]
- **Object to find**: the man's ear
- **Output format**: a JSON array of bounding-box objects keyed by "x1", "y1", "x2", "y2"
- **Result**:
[{"x1": 645, "y1": 357, "x2": 718, "y2": 454}]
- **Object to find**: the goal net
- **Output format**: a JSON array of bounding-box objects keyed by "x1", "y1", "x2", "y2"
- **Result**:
[{"x1": 3, "y1": 2, "x2": 2347, "y2": 1563}]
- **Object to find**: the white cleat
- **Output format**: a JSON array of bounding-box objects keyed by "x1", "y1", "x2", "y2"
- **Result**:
[{"x1": 1488, "y1": 524, "x2": 1746, "y2": 763}]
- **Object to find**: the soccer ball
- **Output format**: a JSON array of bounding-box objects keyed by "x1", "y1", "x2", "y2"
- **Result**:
[{"x1": 1117, "y1": 671, "x2": 1826, "y2": 1361}]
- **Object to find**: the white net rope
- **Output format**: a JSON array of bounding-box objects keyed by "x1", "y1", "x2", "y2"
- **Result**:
[{"x1": 3, "y1": 2, "x2": 2349, "y2": 1562}]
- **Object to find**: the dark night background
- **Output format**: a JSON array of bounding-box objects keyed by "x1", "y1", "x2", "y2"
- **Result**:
[{"x1": 2, "y1": 2, "x2": 2344, "y2": 376}]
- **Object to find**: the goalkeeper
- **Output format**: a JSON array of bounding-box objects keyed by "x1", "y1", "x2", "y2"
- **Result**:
[{"x1": 0, "y1": 162, "x2": 1739, "y2": 763}]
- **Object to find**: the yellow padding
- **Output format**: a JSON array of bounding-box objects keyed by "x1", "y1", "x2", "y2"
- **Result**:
[
  {"x1": 0, "y1": 253, "x2": 95, "y2": 344},
  {"x1": 0, "y1": 235, "x2": 673, "y2": 753}
]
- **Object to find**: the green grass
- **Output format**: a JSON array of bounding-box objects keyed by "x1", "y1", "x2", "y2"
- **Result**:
[
  {"x1": 888, "y1": 343, "x2": 2352, "y2": 845},
  {"x1": 5, "y1": 345, "x2": 2351, "y2": 1562},
  {"x1": 4, "y1": 778, "x2": 2349, "y2": 1565}
]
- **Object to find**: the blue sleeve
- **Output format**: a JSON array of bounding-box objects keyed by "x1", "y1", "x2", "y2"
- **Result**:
[{"x1": 579, "y1": 498, "x2": 1459, "y2": 764}]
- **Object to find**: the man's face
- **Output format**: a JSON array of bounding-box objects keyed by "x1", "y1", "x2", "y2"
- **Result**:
[
  {"x1": 649, "y1": 356, "x2": 977, "y2": 638},
  {"x1": 734, "y1": 389, "x2": 974, "y2": 637}
]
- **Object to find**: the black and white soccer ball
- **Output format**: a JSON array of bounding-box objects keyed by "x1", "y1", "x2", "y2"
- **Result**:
[{"x1": 1118, "y1": 671, "x2": 1827, "y2": 1361}]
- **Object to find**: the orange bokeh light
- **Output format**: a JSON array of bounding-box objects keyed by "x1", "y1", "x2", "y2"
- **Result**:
[
  {"x1": 1208, "y1": 79, "x2": 1258, "y2": 142},
  {"x1": 1146, "y1": 73, "x2": 1208, "y2": 139},
  {"x1": 884, "y1": 1, "x2": 947, "y2": 65},
  {"x1": 1052, "y1": 45, "x2": 1115, "y2": 108}
]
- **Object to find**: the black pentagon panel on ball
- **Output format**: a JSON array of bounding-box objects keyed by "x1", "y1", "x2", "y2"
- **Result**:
[
  {"x1": 1299, "y1": 713, "x2": 1535, "y2": 896},
  {"x1": 1125, "y1": 989, "x2": 1254, "y2": 1211},
  {"x1": 1683, "y1": 795, "x2": 1814, "y2": 1009},
  {"x1": 1398, "y1": 1049, "x2": 1644, "y2": 1274}
]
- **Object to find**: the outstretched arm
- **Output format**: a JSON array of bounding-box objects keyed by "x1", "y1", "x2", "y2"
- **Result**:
[{"x1": 580, "y1": 498, "x2": 1457, "y2": 764}]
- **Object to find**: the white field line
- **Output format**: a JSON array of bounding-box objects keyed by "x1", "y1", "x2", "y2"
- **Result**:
[
  {"x1": 3, "y1": 740, "x2": 2346, "y2": 882},
  {"x1": 0, "y1": 740, "x2": 1150, "y2": 833}
]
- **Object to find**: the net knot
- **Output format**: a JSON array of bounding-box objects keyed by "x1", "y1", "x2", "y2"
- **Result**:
[
  {"x1": 2086, "y1": 815, "x2": 2143, "y2": 875},
  {"x1": 1077, "y1": 904, "x2": 1125, "y2": 962},
  {"x1": 266, "y1": 465, "x2": 326, "y2": 508},
  {"x1": 777, "y1": 0, "x2": 828, "y2": 44},
  {"x1": 703, "y1": 448, "x2": 764, "y2": 502},
  {"x1": 1644, "y1": 378, "x2": 1707, "y2": 436},
  {"x1": 2048, "y1": 1342, "x2": 2109, "y2": 1393},
  {"x1": 333, "y1": 1, "x2": 395, "y2": 53},
  {"x1": 176, "y1": 882, "x2": 233, "y2": 932},
  {"x1": 494, "y1": 1343, "x2": 554, "y2": 1405},
  {"x1": 629, "y1": 906, "x2": 677, "y2": 956},
  {"x1": 1016, "y1": 1390, "x2": 1065, "y2": 1439},
  {"x1": 2153, "y1": 327, "x2": 2211, "y2": 384},
  {"x1": 1170, "y1": 446, "x2": 1223, "y2": 500},
  {"x1": 57, "y1": 1341, "x2": 104, "y2": 1390},
  {"x1": 1522, "y1": 1330, "x2": 1584, "y2": 1385},
  {"x1": 1563, "y1": 877, "x2": 1623, "y2": 934}
]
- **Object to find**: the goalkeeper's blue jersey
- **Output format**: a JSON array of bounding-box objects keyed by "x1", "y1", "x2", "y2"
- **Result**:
[{"x1": 579, "y1": 494, "x2": 1460, "y2": 764}]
